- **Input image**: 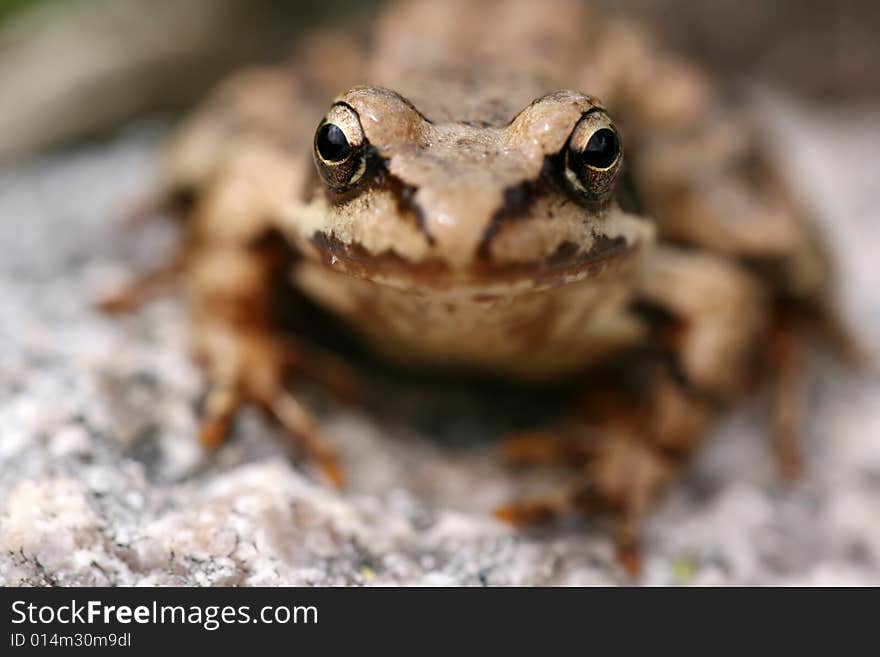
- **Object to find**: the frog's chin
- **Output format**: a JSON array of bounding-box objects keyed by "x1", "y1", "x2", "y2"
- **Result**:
[{"x1": 308, "y1": 230, "x2": 640, "y2": 292}]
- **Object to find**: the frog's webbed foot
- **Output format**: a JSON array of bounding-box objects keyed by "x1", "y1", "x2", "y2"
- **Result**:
[
  {"x1": 496, "y1": 376, "x2": 715, "y2": 576},
  {"x1": 198, "y1": 328, "x2": 358, "y2": 488}
]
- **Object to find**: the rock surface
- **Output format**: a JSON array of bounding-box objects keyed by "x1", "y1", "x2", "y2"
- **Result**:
[{"x1": 1, "y1": 95, "x2": 879, "y2": 586}]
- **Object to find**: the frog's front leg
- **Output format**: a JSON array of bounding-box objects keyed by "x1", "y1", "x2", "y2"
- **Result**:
[
  {"x1": 497, "y1": 246, "x2": 769, "y2": 574},
  {"x1": 195, "y1": 324, "x2": 350, "y2": 488},
  {"x1": 187, "y1": 235, "x2": 357, "y2": 488}
]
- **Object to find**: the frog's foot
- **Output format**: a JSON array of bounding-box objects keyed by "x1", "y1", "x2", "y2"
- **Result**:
[
  {"x1": 496, "y1": 377, "x2": 715, "y2": 576},
  {"x1": 198, "y1": 330, "x2": 357, "y2": 488},
  {"x1": 496, "y1": 429, "x2": 678, "y2": 576}
]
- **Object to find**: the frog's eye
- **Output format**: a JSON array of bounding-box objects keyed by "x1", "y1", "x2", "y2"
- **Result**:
[
  {"x1": 314, "y1": 103, "x2": 368, "y2": 191},
  {"x1": 563, "y1": 109, "x2": 622, "y2": 203}
]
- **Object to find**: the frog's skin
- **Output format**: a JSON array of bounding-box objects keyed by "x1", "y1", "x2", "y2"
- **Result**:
[{"x1": 107, "y1": 0, "x2": 838, "y2": 572}]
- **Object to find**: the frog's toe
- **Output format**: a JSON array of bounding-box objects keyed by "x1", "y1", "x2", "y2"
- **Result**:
[
  {"x1": 199, "y1": 383, "x2": 242, "y2": 450},
  {"x1": 268, "y1": 389, "x2": 345, "y2": 488},
  {"x1": 494, "y1": 494, "x2": 568, "y2": 526},
  {"x1": 500, "y1": 428, "x2": 595, "y2": 466}
]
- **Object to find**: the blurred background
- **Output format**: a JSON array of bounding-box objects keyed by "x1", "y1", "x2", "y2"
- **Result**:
[{"x1": 0, "y1": 0, "x2": 877, "y2": 162}]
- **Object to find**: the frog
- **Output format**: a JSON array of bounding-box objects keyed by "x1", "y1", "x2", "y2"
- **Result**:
[{"x1": 103, "y1": 0, "x2": 847, "y2": 574}]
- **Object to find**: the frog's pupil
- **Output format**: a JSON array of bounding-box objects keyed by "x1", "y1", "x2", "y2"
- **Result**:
[
  {"x1": 317, "y1": 123, "x2": 351, "y2": 161},
  {"x1": 582, "y1": 128, "x2": 619, "y2": 169}
]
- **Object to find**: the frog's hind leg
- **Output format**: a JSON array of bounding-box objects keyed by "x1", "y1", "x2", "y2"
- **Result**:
[
  {"x1": 764, "y1": 299, "x2": 866, "y2": 481},
  {"x1": 497, "y1": 373, "x2": 716, "y2": 575},
  {"x1": 497, "y1": 246, "x2": 768, "y2": 575}
]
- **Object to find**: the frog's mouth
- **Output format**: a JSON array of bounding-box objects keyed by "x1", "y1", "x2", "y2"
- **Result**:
[{"x1": 308, "y1": 231, "x2": 639, "y2": 291}]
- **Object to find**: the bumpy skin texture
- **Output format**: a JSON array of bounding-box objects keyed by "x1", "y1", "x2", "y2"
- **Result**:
[{"x1": 114, "y1": 0, "x2": 836, "y2": 571}]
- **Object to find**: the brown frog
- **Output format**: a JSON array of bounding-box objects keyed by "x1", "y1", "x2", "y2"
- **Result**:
[{"x1": 105, "y1": 0, "x2": 846, "y2": 573}]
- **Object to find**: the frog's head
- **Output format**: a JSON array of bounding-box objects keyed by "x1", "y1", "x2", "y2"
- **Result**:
[{"x1": 300, "y1": 86, "x2": 649, "y2": 288}]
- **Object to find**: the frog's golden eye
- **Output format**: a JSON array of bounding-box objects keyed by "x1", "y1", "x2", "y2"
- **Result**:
[
  {"x1": 563, "y1": 110, "x2": 622, "y2": 203},
  {"x1": 314, "y1": 103, "x2": 368, "y2": 191}
]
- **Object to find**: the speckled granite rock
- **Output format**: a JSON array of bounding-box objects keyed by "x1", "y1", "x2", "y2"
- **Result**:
[{"x1": 1, "y1": 95, "x2": 878, "y2": 586}]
